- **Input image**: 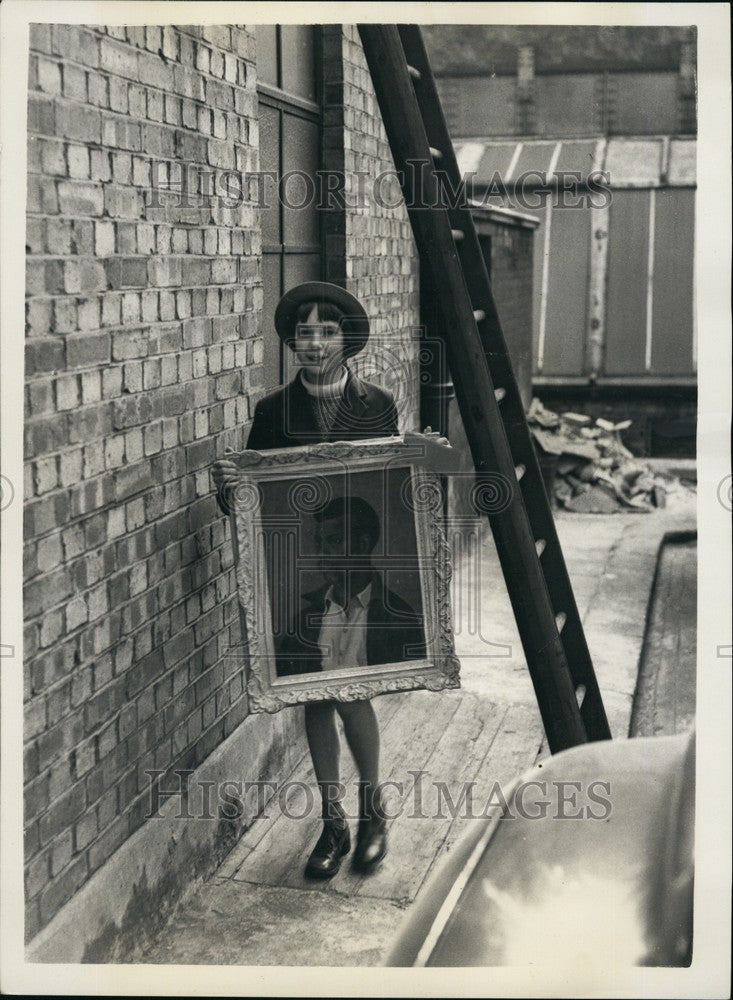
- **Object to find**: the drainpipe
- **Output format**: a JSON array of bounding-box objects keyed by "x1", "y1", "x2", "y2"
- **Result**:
[{"x1": 419, "y1": 257, "x2": 455, "y2": 436}]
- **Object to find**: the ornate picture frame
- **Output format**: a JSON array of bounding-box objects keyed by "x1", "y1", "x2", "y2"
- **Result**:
[{"x1": 228, "y1": 437, "x2": 461, "y2": 713}]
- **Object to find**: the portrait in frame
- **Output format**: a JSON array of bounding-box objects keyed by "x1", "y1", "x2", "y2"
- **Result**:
[{"x1": 227, "y1": 437, "x2": 461, "y2": 713}]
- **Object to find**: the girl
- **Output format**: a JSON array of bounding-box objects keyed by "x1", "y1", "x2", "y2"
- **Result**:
[{"x1": 213, "y1": 281, "x2": 448, "y2": 878}]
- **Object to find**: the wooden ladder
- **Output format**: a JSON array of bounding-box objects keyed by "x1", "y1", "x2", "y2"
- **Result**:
[{"x1": 357, "y1": 24, "x2": 612, "y2": 752}]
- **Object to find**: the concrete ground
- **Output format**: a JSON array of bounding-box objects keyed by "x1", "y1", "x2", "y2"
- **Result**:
[
  {"x1": 630, "y1": 532, "x2": 697, "y2": 737},
  {"x1": 139, "y1": 487, "x2": 696, "y2": 966}
]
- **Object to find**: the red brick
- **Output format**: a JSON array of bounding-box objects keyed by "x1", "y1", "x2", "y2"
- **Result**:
[
  {"x1": 25, "y1": 770, "x2": 50, "y2": 821},
  {"x1": 56, "y1": 102, "x2": 102, "y2": 144},
  {"x1": 51, "y1": 25, "x2": 99, "y2": 68},
  {"x1": 88, "y1": 814, "x2": 128, "y2": 874},
  {"x1": 73, "y1": 810, "x2": 98, "y2": 852},
  {"x1": 63, "y1": 259, "x2": 106, "y2": 294},
  {"x1": 113, "y1": 259, "x2": 149, "y2": 292},
  {"x1": 102, "y1": 117, "x2": 141, "y2": 150},
  {"x1": 99, "y1": 38, "x2": 139, "y2": 78},
  {"x1": 39, "y1": 853, "x2": 88, "y2": 925},
  {"x1": 66, "y1": 332, "x2": 110, "y2": 368},
  {"x1": 25, "y1": 848, "x2": 51, "y2": 899},
  {"x1": 84, "y1": 677, "x2": 126, "y2": 732},
  {"x1": 50, "y1": 830, "x2": 74, "y2": 876},
  {"x1": 39, "y1": 781, "x2": 86, "y2": 846},
  {"x1": 36, "y1": 710, "x2": 84, "y2": 771},
  {"x1": 85, "y1": 752, "x2": 122, "y2": 806},
  {"x1": 74, "y1": 734, "x2": 96, "y2": 778},
  {"x1": 28, "y1": 93, "x2": 55, "y2": 134},
  {"x1": 104, "y1": 185, "x2": 143, "y2": 220},
  {"x1": 140, "y1": 122, "x2": 176, "y2": 158},
  {"x1": 46, "y1": 680, "x2": 72, "y2": 727}
]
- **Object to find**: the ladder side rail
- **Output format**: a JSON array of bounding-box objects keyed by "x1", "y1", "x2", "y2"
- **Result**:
[
  {"x1": 357, "y1": 24, "x2": 587, "y2": 753},
  {"x1": 397, "y1": 25, "x2": 612, "y2": 741}
]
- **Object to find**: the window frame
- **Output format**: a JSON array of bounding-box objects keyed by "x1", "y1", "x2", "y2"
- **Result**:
[{"x1": 257, "y1": 26, "x2": 325, "y2": 388}]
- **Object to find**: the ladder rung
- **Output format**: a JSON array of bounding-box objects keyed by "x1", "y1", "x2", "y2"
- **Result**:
[
  {"x1": 451, "y1": 229, "x2": 465, "y2": 241},
  {"x1": 357, "y1": 23, "x2": 613, "y2": 749},
  {"x1": 429, "y1": 146, "x2": 443, "y2": 160},
  {"x1": 515, "y1": 464, "x2": 526, "y2": 481},
  {"x1": 535, "y1": 538, "x2": 546, "y2": 557},
  {"x1": 576, "y1": 684, "x2": 587, "y2": 708}
]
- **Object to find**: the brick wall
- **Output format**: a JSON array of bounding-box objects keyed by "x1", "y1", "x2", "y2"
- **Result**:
[
  {"x1": 323, "y1": 26, "x2": 421, "y2": 429},
  {"x1": 23, "y1": 22, "x2": 268, "y2": 940},
  {"x1": 446, "y1": 214, "x2": 536, "y2": 517},
  {"x1": 483, "y1": 219, "x2": 535, "y2": 409},
  {"x1": 23, "y1": 22, "x2": 421, "y2": 943}
]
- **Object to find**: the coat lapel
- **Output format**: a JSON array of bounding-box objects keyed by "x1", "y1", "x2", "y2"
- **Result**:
[
  {"x1": 327, "y1": 370, "x2": 369, "y2": 440},
  {"x1": 283, "y1": 376, "x2": 319, "y2": 445}
]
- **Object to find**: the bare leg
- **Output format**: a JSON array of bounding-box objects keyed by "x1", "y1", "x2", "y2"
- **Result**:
[
  {"x1": 336, "y1": 699, "x2": 387, "y2": 869},
  {"x1": 304, "y1": 700, "x2": 345, "y2": 820},
  {"x1": 335, "y1": 699, "x2": 380, "y2": 811}
]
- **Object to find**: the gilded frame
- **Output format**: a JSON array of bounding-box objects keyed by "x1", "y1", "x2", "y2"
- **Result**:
[{"x1": 228, "y1": 436, "x2": 461, "y2": 713}]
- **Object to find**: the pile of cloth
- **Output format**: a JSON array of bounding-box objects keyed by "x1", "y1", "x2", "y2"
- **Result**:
[{"x1": 528, "y1": 398, "x2": 675, "y2": 513}]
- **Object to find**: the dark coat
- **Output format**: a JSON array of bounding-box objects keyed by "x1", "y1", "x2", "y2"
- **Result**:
[
  {"x1": 275, "y1": 574, "x2": 426, "y2": 677},
  {"x1": 246, "y1": 369, "x2": 399, "y2": 450}
]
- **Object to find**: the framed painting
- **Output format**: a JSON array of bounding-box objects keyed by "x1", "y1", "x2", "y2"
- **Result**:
[{"x1": 226, "y1": 437, "x2": 461, "y2": 712}]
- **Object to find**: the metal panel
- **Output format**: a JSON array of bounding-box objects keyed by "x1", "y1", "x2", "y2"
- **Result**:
[
  {"x1": 475, "y1": 143, "x2": 517, "y2": 186},
  {"x1": 513, "y1": 141, "x2": 557, "y2": 180},
  {"x1": 531, "y1": 201, "x2": 549, "y2": 371},
  {"x1": 262, "y1": 253, "x2": 281, "y2": 389},
  {"x1": 282, "y1": 253, "x2": 321, "y2": 384},
  {"x1": 455, "y1": 142, "x2": 487, "y2": 177},
  {"x1": 668, "y1": 140, "x2": 697, "y2": 185},
  {"x1": 604, "y1": 190, "x2": 651, "y2": 374},
  {"x1": 605, "y1": 139, "x2": 663, "y2": 186},
  {"x1": 255, "y1": 25, "x2": 278, "y2": 87},
  {"x1": 651, "y1": 188, "x2": 695, "y2": 375},
  {"x1": 259, "y1": 103, "x2": 281, "y2": 247},
  {"x1": 280, "y1": 25, "x2": 316, "y2": 101},
  {"x1": 541, "y1": 204, "x2": 590, "y2": 375},
  {"x1": 283, "y1": 253, "x2": 320, "y2": 293},
  {"x1": 613, "y1": 73, "x2": 679, "y2": 135},
  {"x1": 282, "y1": 114, "x2": 320, "y2": 246},
  {"x1": 554, "y1": 140, "x2": 600, "y2": 176}
]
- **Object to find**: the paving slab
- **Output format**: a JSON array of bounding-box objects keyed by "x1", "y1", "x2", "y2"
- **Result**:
[
  {"x1": 145, "y1": 879, "x2": 408, "y2": 967},
  {"x1": 630, "y1": 535, "x2": 697, "y2": 737},
  {"x1": 139, "y1": 493, "x2": 696, "y2": 966}
]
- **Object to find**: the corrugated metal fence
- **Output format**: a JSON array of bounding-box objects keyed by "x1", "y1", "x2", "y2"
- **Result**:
[{"x1": 457, "y1": 136, "x2": 696, "y2": 383}]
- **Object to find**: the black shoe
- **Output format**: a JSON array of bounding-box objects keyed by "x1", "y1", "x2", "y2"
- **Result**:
[
  {"x1": 352, "y1": 815, "x2": 388, "y2": 872},
  {"x1": 304, "y1": 820, "x2": 351, "y2": 879}
]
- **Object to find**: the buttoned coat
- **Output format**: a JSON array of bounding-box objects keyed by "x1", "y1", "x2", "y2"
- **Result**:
[{"x1": 246, "y1": 368, "x2": 399, "y2": 450}]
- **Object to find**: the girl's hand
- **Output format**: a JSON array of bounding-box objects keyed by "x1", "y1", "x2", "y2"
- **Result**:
[
  {"x1": 212, "y1": 448, "x2": 239, "y2": 490},
  {"x1": 419, "y1": 426, "x2": 451, "y2": 448},
  {"x1": 404, "y1": 427, "x2": 460, "y2": 472}
]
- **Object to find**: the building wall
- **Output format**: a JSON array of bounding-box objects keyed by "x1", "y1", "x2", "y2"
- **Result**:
[
  {"x1": 447, "y1": 213, "x2": 536, "y2": 517},
  {"x1": 23, "y1": 21, "x2": 420, "y2": 944},
  {"x1": 323, "y1": 26, "x2": 421, "y2": 427},
  {"x1": 423, "y1": 24, "x2": 697, "y2": 138},
  {"x1": 482, "y1": 218, "x2": 535, "y2": 409}
]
